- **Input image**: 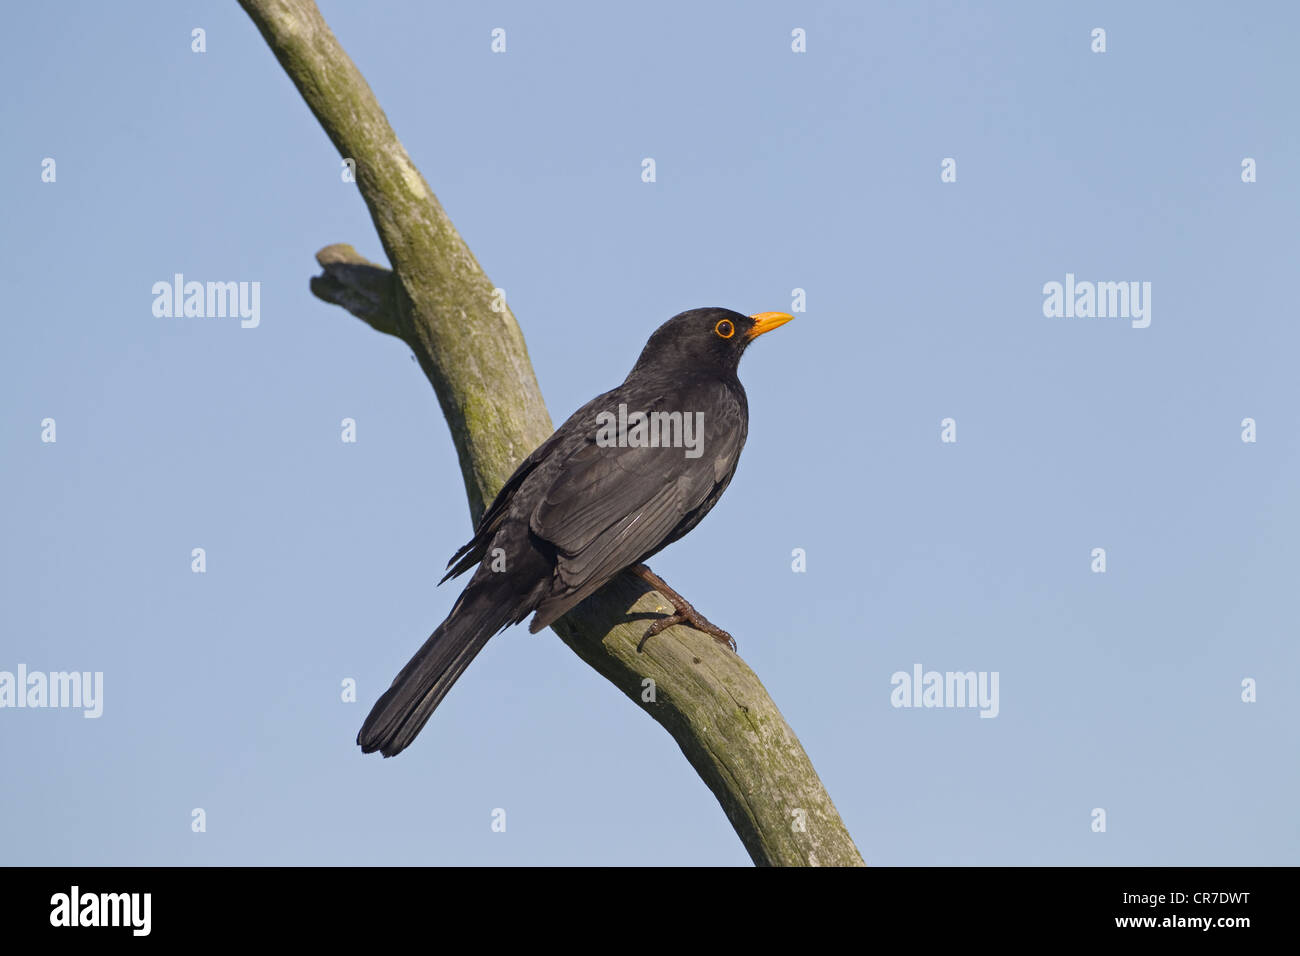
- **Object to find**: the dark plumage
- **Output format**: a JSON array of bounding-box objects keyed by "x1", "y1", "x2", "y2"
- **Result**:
[{"x1": 358, "y1": 307, "x2": 793, "y2": 756}]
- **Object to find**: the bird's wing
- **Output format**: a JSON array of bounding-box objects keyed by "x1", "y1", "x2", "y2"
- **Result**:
[
  {"x1": 439, "y1": 387, "x2": 625, "y2": 584},
  {"x1": 526, "y1": 389, "x2": 745, "y2": 629},
  {"x1": 439, "y1": 429, "x2": 563, "y2": 583}
]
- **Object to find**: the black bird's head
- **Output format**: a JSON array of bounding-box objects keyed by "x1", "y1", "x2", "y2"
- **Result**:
[{"x1": 630, "y1": 307, "x2": 794, "y2": 378}]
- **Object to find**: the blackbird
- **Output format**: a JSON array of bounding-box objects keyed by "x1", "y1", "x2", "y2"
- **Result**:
[{"x1": 358, "y1": 307, "x2": 793, "y2": 756}]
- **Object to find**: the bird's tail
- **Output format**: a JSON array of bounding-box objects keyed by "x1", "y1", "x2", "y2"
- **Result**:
[{"x1": 357, "y1": 583, "x2": 513, "y2": 757}]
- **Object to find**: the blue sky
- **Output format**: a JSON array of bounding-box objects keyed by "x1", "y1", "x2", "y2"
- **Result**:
[{"x1": 2, "y1": 1, "x2": 1297, "y2": 865}]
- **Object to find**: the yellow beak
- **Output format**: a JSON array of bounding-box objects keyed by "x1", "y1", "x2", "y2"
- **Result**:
[{"x1": 747, "y1": 312, "x2": 795, "y2": 339}]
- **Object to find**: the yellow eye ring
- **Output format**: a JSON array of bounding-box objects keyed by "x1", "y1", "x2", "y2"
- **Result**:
[{"x1": 714, "y1": 319, "x2": 735, "y2": 339}]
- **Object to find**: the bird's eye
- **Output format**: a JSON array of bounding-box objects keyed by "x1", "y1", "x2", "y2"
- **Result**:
[{"x1": 714, "y1": 319, "x2": 735, "y2": 339}]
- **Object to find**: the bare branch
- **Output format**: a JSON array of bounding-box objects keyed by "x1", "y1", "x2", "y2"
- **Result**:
[
  {"x1": 309, "y1": 244, "x2": 399, "y2": 337},
  {"x1": 242, "y1": 0, "x2": 864, "y2": 866}
]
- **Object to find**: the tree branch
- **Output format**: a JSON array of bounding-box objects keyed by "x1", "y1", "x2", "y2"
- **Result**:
[
  {"x1": 241, "y1": 0, "x2": 864, "y2": 866},
  {"x1": 309, "y1": 243, "x2": 399, "y2": 337}
]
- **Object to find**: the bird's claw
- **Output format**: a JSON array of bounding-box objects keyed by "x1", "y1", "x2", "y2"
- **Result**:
[
  {"x1": 637, "y1": 609, "x2": 737, "y2": 653},
  {"x1": 629, "y1": 563, "x2": 738, "y2": 654}
]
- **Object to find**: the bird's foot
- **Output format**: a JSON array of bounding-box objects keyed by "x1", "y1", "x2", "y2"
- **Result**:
[
  {"x1": 637, "y1": 606, "x2": 737, "y2": 653},
  {"x1": 630, "y1": 564, "x2": 737, "y2": 653}
]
